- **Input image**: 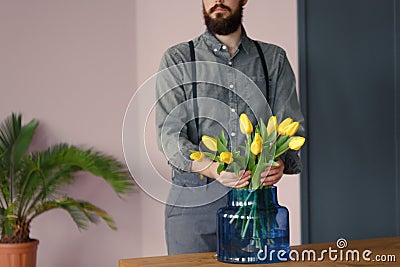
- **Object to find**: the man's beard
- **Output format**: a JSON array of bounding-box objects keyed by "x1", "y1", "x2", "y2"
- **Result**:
[{"x1": 203, "y1": 3, "x2": 243, "y2": 35}]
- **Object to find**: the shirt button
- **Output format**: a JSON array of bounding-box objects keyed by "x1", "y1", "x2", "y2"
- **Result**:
[
  {"x1": 231, "y1": 108, "x2": 236, "y2": 113},
  {"x1": 231, "y1": 132, "x2": 236, "y2": 137},
  {"x1": 213, "y1": 48, "x2": 218, "y2": 52},
  {"x1": 229, "y1": 84, "x2": 234, "y2": 89},
  {"x1": 222, "y1": 45, "x2": 227, "y2": 50}
]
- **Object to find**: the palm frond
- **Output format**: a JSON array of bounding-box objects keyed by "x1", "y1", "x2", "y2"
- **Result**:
[
  {"x1": 0, "y1": 113, "x2": 21, "y2": 154},
  {"x1": 37, "y1": 144, "x2": 133, "y2": 196},
  {"x1": 27, "y1": 198, "x2": 116, "y2": 230},
  {"x1": 15, "y1": 157, "x2": 45, "y2": 217},
  {"x1": 83, "y1": 149, "x2": 133, "y2": 196},
  {"x1": 0, "y1": 164, "x2": 9, "y2": 209},
  {"x1": 0, "y1": 113, "x2": 38, "y2": 171}
]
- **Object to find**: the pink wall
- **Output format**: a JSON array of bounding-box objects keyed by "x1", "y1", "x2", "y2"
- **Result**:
[
  {"x1": 135, "y1": 0, "x2": 302, "y2": 255},
  {"x1": 0, "y1": 0, "x2": 300, "y2": 266}
]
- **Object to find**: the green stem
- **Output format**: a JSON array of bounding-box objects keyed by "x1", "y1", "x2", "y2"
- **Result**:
[
  {"x1": 242, "y1": 203, "x2": 255, "y2": 238},
  {"x1": 274, "y1": 147, "x2": 290, "y2": 160},
  {"x1": 229, "y1": 190, "x2": 254, "y2": 224}
]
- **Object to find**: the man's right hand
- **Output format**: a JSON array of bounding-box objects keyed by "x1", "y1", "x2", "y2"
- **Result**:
[
  {"x1": 216, "y1": 169, "x2": 251, "y2": 188},
  {"x1": 191, "y1": 159, "x2": 251, "y2": 188}
]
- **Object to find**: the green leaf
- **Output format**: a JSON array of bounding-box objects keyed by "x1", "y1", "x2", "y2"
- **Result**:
[
  {"x1": 203, "y1": 151, "x2": 218, "y2": 161},
  {"x1": 259, "y1": 119, "x2": 268, "y2": 141},
  {"x1": 251, "y1": 162, "x2": 269, "y2": 190},
  {"x1": 233, "y1": 153, "x2": 246, "y2": 169},
  {"x1": 267, "y1": 160, "x2": 280, "y2": 167},
  {"x1": 217, "y1": 163, "x2": 225, "y2": 175},
  {"x1": 11, "y1": 119, "x2": 38, "y2": 171},
  {"x1": 250, "y1": 140, "x2": 276, "y2": 190},
  {"x1": 0, "y1": 113, "x2": 21, "y2": 154},
  {"x1": 248, "y1": 153, "x2": 256, "y2": 170},
  {"x1": 0, "y1": 114, "x2": 39, "y2": 173},
  {"x1": 216, "y1": 137, "x2": 229, "y2": 154},
  {"x1": 255, "y1": 125, "x2": 261, "y2": 136},
  {"x1": 28, "y1": 198, "x2": 116, "y2": 231},
  {"x1": 266, "y1": 132, "x2": 277, "y2": 144},
  {"x1": 220, "y1": 130, "x2": 227, "y2": 147},
  {"x1": 274, "y1": 137, "x2": 293, "y2": 159},
  {"x1": 275, "y1": 135, "x2": 289, "y2": 150},
  {"x1": 233, "y1": 162, "x2": 240, "y2": 178}
]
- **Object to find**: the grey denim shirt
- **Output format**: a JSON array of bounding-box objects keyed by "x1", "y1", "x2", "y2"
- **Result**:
[{"x1": 156, "y1": 28, "x2": 305, "y2": 178}]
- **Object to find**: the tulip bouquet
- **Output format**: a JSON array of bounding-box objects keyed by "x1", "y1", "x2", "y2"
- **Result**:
[
  {"x1": 190, "y1": 114, "x2": 305, "y2": 247},
  {"x1": 190, "y1": 113, "x2": 305, "y2": 189}
]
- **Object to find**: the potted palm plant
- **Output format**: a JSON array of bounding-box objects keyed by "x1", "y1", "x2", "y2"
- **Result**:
[{"x1": 0, "y1": 113, "x2": 133, "y2": 267}]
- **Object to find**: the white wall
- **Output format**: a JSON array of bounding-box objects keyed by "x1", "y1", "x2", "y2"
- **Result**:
[{"x1": 0, "y1": 1, "x2": 300, "y2": 266}]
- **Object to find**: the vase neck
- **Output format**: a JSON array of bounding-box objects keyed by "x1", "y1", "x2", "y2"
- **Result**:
[{"x1": 228, "y1": 187, "x2": 278, "y2": 207}]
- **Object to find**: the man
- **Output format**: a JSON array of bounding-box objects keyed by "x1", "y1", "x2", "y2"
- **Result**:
[{"x1": 156, "y1": 0, "x2": 304, "y2": 254}]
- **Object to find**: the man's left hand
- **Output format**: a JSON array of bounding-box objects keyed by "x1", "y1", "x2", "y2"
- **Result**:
[{"x1": 260, "y1": 159, "x2": 284, "y2": 186}]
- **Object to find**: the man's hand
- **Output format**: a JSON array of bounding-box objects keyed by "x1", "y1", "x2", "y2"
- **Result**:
[
  {"x1": 191, "y1": 159, "x2": 251, "y2": 188},
  {"x1": 216, "y1": 170, "x2": 251, "y2": 188},
  {"x1": 260, "y1": 159, "x2": 284, "y2": 186}
]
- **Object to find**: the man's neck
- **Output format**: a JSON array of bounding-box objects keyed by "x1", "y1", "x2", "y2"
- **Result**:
[{"x1": 214, "y1": 25, "x2": 242, "y2": 57}]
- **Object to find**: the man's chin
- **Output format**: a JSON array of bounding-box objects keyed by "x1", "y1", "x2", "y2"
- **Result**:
[{"x1": 210, "y1": 12, "x2": 228, "y2": 19}]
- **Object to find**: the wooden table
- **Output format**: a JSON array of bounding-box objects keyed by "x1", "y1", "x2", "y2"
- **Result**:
[{"x1": 119, "y1": 236, "x2": 400, "y2": 266}]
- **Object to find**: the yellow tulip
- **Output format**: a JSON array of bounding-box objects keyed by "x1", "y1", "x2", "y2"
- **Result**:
[
  {"x1": 277, "y1": 118, "x2": 293, "y2": 135},
  {"x1": 239, "y1": 113, "x2": 253, "y2": 134},
  {"x1": 250, "y1": 133, "x2": 263, "y2": 155},
  {"x1": 266, "y1": 116, "x2": 278, "y2": 136},
  {"x1": 283, "y1": 122, "x2": 300, "y2": 137},
  {"x1": 289, "y1": 137, "x2": 306, "y2": 150},
  {"x1": 219, "y1": 152, "x2": 233, "y2": 164},
  {"x1": 202, "y1": 136, "x2": 218, "y2": 151},
  {"x1": 190, "y1": 151, "x2": 204, "y2": 162}
]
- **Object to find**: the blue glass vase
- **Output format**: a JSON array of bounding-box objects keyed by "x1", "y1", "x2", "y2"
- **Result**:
[{"x1": 217, "y1": 186, "x2": 289, "y2": 264}]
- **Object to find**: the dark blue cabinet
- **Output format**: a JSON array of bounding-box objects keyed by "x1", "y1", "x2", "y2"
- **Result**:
[{"x1": 298, "y1": 0, "x2": 400, "y2": 244}]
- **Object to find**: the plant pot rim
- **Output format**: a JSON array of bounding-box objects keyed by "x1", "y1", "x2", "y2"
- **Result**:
[{"x1": 0, "y1": 239, "x2": 39, "y2": 248}]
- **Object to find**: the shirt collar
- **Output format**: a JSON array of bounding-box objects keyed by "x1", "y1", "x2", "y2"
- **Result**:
[{"x1": 202, "y1": 25, "x2": 252, "y2": 54}]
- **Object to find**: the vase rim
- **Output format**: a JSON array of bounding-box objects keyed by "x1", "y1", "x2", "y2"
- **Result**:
[{"x1": 232, "y1": 185, "x2": 277, "y2": 191}]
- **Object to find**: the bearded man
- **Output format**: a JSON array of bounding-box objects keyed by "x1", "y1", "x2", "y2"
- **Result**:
[{"x1": 156, "y1": 0, "x2": 304, "y2": 254}]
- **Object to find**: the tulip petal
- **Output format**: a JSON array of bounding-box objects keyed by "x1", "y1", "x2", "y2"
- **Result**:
[
  {"x1": 289, "y1": 136, "x2": 306, "y2": 150},
  {"x1": 190, "y1": 151, "x2": 204, "y2": 161},
  {"x1": 266, "y1": 116, "x2": 278, "y2": 136},
  {"x1": 284, "y1": 121, "x2": 300, "y2": 137},
  {"x1": 202, "y1": 136, "x2": 218, "y2": 151},
  {"x1": 278, "y1": 118, "x2": 293, "y2": 135},
  {"x1": 220, "y1": 151, "x2": 233, "y2": 164},
  {"x1": 239, "y1": 113, "x2": 253, "y2": 134},
  {"x1": 250, "y1": 133, "x2": 263, "y2": 155}
]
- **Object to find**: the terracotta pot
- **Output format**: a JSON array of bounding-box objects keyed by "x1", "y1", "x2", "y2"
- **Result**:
[{"x1": 0, "y1": 240, "x2": 39, "y2": 267}]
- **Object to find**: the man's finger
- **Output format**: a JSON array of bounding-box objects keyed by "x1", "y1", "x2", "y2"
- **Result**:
[{"x1": 234, "y1": 180, "x2": 249, "y2": 188}]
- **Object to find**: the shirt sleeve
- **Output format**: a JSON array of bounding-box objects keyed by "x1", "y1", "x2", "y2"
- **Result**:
[
  {"x1": 273, "y1": 49, "x2": 305, "y2": 174},
  {"x1": 155, "y1": 47, "x2": 199, "y2": 173}
]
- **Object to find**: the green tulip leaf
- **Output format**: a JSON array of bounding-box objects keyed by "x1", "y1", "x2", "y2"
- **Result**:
[{"x1": 217, "y1": 163, "x2": 225, "y2": 175}]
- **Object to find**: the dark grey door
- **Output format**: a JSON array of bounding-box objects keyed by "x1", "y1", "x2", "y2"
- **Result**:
[{"x1": 298, "y1": 0, "x2": 400, "y2": 244}]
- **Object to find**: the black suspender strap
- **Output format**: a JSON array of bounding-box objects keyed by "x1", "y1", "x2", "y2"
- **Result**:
[
  {"x1": 253, "y1": 40, "x2": 270, "y2": 102},
  {"x1": 188, "y1": 40, "x2": 199, "y2": 144},
  {"x1": 188, "y1": 40, "x2": 269, "y2": 145}
]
